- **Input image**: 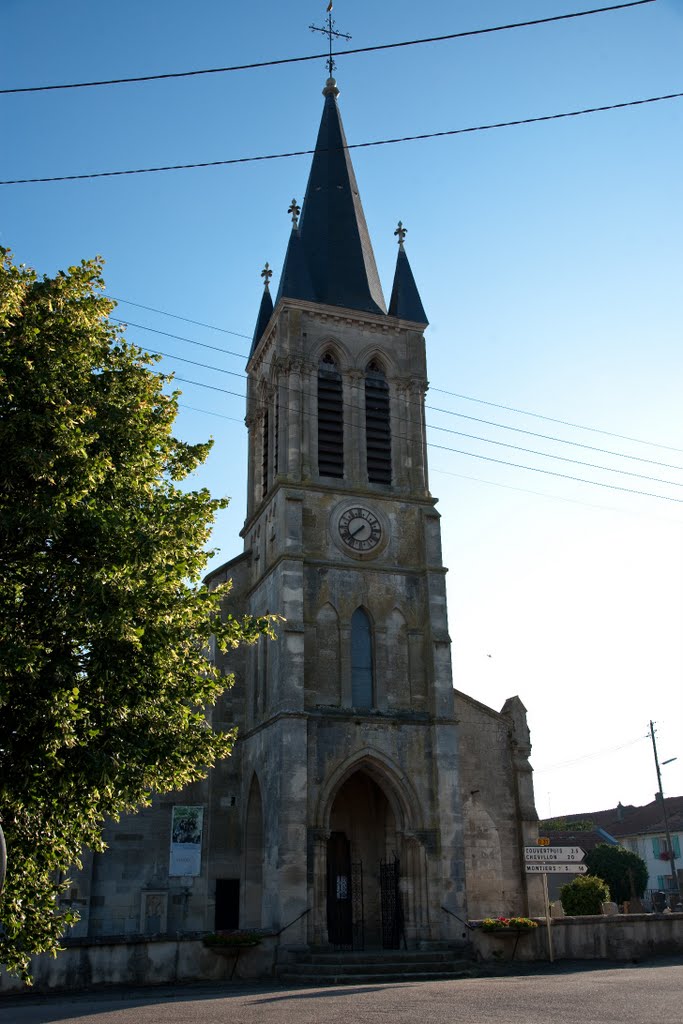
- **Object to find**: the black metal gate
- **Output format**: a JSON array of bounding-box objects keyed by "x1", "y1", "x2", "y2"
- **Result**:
[
  {"x1": 380, "y1": 856, "x2": 405, "y2": 949},
  {"x1": 327, "y1": 832, "x2": 364, "y2": 950}
]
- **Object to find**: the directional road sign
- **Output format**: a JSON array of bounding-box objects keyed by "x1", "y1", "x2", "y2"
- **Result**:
[
  {"x1": 524, "y1": 846, "x2": 585, "y2": 862},
  {"x1": 525, "y1": 862, "x2": 588, "y2": 874}
]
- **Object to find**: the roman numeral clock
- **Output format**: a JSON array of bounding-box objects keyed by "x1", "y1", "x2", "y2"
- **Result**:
[{"x1": 331, "y1": 503, "x2": 389, "y2": 559}]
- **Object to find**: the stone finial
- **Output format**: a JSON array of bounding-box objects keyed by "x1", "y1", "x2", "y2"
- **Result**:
[
  {"x1": 394, "y1": 221, "x2": 407, "y2": 250},
  {"x1": 261, "y1": 262, "x2": 273, "y2": 291},
  {"x1": 288, "y1": 198, "x2": 301, "y2": 229}
]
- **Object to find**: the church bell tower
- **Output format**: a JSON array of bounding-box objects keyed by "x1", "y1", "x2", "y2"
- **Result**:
[{"x1": 227, "y1": 74, "x2": 468, "y2": 948}]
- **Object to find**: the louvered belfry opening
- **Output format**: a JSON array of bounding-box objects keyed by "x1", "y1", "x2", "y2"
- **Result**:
[
  {"x1": 318, "y1": 353, "x2": 344, "y2": 479},
  {"x1": 261, "y1": 408, "x2": 269, "y2": 499},
  {"x1": 273, "y1": 393, "x2": 279, "y2": 482},
  {"x1": 365, "y1": 361, "x2": 392, "y2": 485}
]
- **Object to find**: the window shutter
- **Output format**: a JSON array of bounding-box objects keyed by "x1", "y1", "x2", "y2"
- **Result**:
[
  {"x1": 318, "y1": 355, "x2": 344, "y2": 478},
  {"x1": 365, "y1": 362, "x2": 391, "y2": 484},
  {"x1": 653, "y1": 837, "x2": 661, "y2": 858}
]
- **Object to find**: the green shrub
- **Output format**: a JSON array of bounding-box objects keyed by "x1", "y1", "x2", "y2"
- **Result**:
[
  {"x1": 584, "y1": 844, "x2": 648, "y2": 904},
  {"x1": 560, "y1": 874, "x2": 610, "y2": 915}
]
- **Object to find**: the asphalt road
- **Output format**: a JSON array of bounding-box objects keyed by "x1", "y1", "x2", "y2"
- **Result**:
[{"x1": 3, "y1": 960, "x2": 682, "y2": 1024}]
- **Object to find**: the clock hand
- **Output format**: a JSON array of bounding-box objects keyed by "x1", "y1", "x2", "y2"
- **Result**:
[{"x1": 349, "y1": 522, "x2": 367, "y2": 538}]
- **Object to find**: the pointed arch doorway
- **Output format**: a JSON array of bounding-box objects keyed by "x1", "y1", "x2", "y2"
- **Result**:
[{"x1": 325, "y1": 769, "x2": 404, "y2": 949}]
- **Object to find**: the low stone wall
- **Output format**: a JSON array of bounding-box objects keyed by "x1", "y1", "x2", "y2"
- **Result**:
[
  {"x1": 0, "y1": 934, "x2": 278, "y2": 995},
  {"x1": 472, "y1": 913, "x2": 683, "y2": 962}
]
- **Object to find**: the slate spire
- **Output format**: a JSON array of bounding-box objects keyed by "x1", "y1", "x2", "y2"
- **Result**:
[
  {"x1": 249, "y1": 262, "x2": 274, "y2": 358},
  {"x1": 388, "y1": 221, "x2": 428, "y2": 325},
  {"x1": 275, "y1": 198, "x2": 316, "y2": 306},
  {"x1": 280, "y1": 77, "x2": 387, "y2": 315}
]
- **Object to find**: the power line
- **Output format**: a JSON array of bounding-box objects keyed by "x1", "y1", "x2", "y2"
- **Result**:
[
  {"x1": 109, "y1": 300, "x2": 251, "y2": 340},
  {"x1": 430, "y1": 387, "x2": 683, "y2": 456},
  {"x1": 0, "y1": 3, "x2": 655, "y2": 96},
  {"x1": 110, "y1": 318, "x2": 248, "y2": 360},
  {"x1": 119, "y1": 318, "x2": 683, "y2": 472},
  {"x1": 111, "y1": 300, "x2": 683, "y2": 462},
  {"x1": 428, "y1": 407, "x2": 683, "y2": 472},
  {"x1": 166, "y1": 372, "x2": 683, "y2": 505},
  {"x1": 428, "y1": 422, "x2": 683, "y2": 489},
  {"x1": 175, "y1": 399, "x2": 683, "y2": 521},
  {"x1": 4, "y1": 89, "x2": 682, "y2": 186},
  {"x1": 535, "y1": 735, "x2": 647, "y2": 773},
  {"x1": 149, "y1": 340, "x2": 683, "y2": 488}
]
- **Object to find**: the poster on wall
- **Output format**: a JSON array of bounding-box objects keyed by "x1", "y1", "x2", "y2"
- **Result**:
[{"x1": 169, "y1": 805, "x2": 204, "y2": 877}]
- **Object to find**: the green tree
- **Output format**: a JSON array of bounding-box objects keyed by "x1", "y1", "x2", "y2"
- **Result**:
[
  {"x1": 584, "y1": 844, "x2": 648, "y2": 905},
  {"x1": 560, "y1": 874, "x2": 610, "y2": 915},
  {"x1": 0, "y1": 249, "x2": 273, "y2": 980}
]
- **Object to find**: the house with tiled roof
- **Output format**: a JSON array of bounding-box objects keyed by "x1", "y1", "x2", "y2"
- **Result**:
[{"x1": 541, "y1": 796, "x2": 683, "y2": 907}]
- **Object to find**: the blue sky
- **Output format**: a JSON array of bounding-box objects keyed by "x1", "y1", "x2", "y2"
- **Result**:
[{"x1": 2, "y1": 0, "x2": 683, "y2": 817}]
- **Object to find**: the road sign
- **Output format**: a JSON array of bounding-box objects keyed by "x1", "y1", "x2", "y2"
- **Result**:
[
  {"x1": 537, "y1": 837, "x2": 550, "y2": 846},
  {"x1": 525, "y1": 862, "x2": 588, "y2": 874},
  {"x1": 524, "y1": 846, "x2": 585, "y2": 862}
]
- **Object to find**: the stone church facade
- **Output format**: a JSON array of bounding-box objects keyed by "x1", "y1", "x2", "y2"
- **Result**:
[{"x1": 67, "y1": 77, "x2": 541, "y2": 951}]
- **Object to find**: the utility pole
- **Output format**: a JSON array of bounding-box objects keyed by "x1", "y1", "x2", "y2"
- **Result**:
[{"x1": 649, "y1": 720, "x2": 681, "y2": 903}]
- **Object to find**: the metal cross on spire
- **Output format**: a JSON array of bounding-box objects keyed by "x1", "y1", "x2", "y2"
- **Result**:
[
  {"x1": 394, "y1": 221, "x2": 407, "y2": 250},
  {"x1": 288, "y1": 198, "x2": 301, "y2": 229},
  {"x1": 309, "y1": 1, "x2": 351, "y2": 77},
  {"x1": 261, "y1": 262, "x2": 273, "y2": 290}
]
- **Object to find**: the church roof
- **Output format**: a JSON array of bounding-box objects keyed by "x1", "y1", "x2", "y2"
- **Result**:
[
  {"x1": 280, "y1": 78, "x2": 387, "y2": 316},
  {"x1": 388, "y1": 246, "x2": 429, "y2": 325},
  {"x1": 249, "y1": 277, "x2": 274, "y2": 358},
  {"x1": 275, "y1": 225, "x2": 316, "y2": 307},
  {"x1": 250, "y1": 78, "x2": 430, "y2": 359}
]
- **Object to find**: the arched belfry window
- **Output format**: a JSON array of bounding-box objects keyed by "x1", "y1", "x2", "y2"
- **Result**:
[
  {"x1": 365, "y1": 360, "x2": 391, "y2": 484},
  {"x1": 351, "y1": 608, "x2": 373, "y2": 708},
  {"x1": 261, "y1": 408, "x2": 269, "y2": 500},
  {"x1": 318, "y1": 353, "x2": 344, "y2": 478}
]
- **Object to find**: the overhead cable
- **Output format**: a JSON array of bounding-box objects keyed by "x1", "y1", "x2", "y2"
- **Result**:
[
  {"x1": 165, "y1": 373, "x2": 683, "y2": 505},
  {"x1": 0, "y1": 2, "x2": 655, "y2": 96},
  {"x1": 3, "y1": 89, "x2": 682, "y2": 186},
  {"x1": 117, "y1": 318, "x2": 683, "y2": 471},
  {"x1": 110, "y1": 298, "x2": 683, "y2": 459}
]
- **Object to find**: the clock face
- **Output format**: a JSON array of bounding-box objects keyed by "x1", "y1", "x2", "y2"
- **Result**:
[{"x1": 338, "y1": 506, "x2": 382, "y2": 553}]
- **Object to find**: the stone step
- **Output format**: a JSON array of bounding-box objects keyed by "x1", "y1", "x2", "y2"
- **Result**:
[
  {"x1": 292, "y1": 949, "x2": 465, "y2": 965},
  {"x1": 279, "y1": 968, "x2": 478, "y2": 986},
  {"x1": 283, "y1": 959, "x2": 472, "y2": 976}
]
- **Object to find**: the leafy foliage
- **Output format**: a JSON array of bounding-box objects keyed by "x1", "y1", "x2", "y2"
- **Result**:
[
  {"x1": 0, "y1": 249, "x2": 273, "y2": 980},
  {"x1": 584, "y1": 844, "x2": 648, "y2": 904},
  {"x1": 539, "y1": 818, "x2": 595, "y2": 832},
  {"x1": 560, "y1": 874, "x2": 610, "y2": 915}
]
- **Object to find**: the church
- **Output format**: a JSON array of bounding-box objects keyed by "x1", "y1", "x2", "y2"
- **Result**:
[{"x1": 67, "y1": 74, "x2": 541, "y2": 956}]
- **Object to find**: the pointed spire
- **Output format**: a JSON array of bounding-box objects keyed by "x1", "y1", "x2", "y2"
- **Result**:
[
  {"x1": 388, "y1": 223, "x2": 428, "y2": 325},
  {"x1": 249, "y1": 263, "x2": 274, "y2": 358},
  {"x1": 276, "y1": 200, "x2": 316, "y2": 306},
  {"x1": 294, "y1": 79, "x2": 387, "y2": 316}
]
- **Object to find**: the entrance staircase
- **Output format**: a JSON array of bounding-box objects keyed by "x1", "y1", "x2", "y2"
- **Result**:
[{"x1": 277, "y1": 947, "x2": 477, "y2": 986}]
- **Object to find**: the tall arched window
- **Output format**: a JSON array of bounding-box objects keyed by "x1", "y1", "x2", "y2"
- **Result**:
[
  {"x1": 365, "y1": 360, "x2": 391, "y2": 484},
  {"x1": 261, "y1": 408, "x2": 269, "y2": 499},
  {"x1": 351, "y1": 608, "x2": 373, "y2": 708},
  {"x1": 318, "y1": 353, "x2": 344, "y2": 478}
]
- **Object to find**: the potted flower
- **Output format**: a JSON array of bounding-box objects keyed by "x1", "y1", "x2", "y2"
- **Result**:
[
  {"x1": 203, "y1": 929, "x2": 263, "y2": 950},
  {"x1": 480, "y1": 916, "x2": 538, "y2": 932}
]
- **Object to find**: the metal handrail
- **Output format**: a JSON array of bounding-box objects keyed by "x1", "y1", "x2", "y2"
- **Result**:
[
  {"x1": 441, "y1": 904, "x2": 475, "y2": 930},
  {"x1": 274, "y1": 906, "x2": 311, "y2": 938}
]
